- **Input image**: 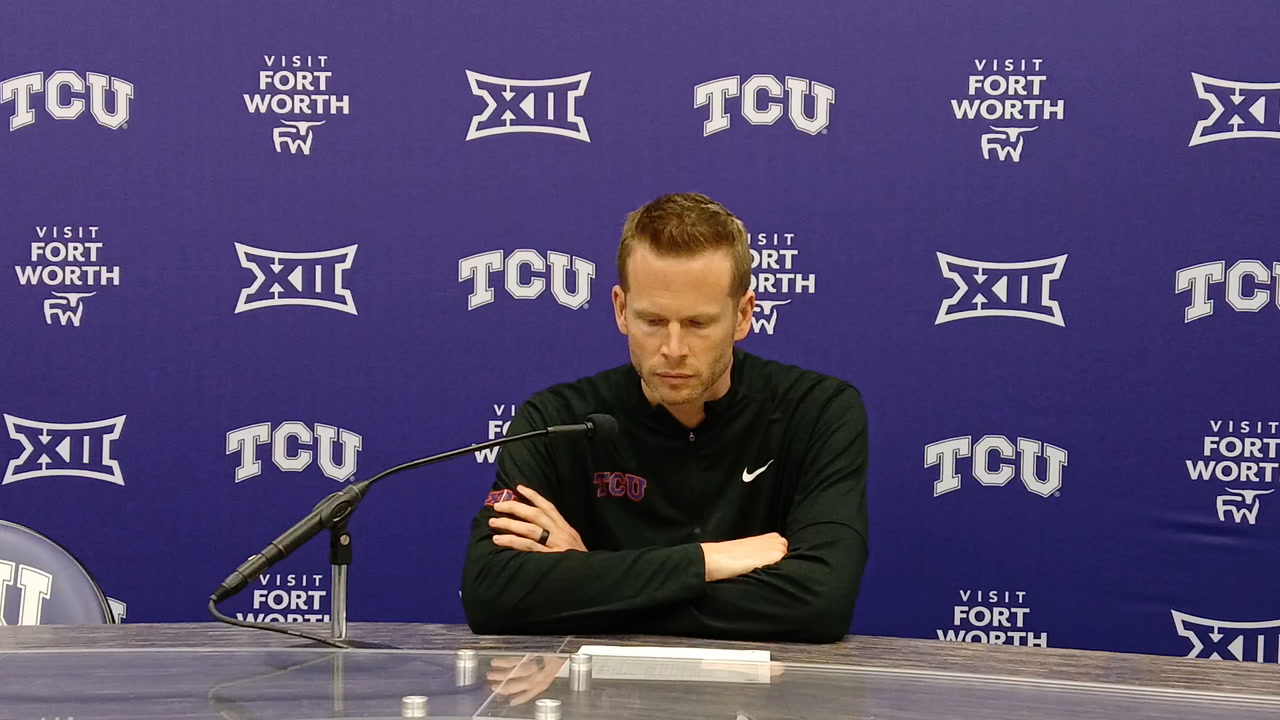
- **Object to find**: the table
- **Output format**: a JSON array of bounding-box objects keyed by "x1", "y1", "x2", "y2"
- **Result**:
[{"x1": 1, "y1": 623, "x2": 1277, "y2": 718}]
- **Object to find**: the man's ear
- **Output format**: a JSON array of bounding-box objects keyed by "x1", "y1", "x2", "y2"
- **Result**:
[
  {"x1": 733, "y1": 290, "x2": 755, "y2": 341},
  {"x1": 612, "y1": 285, "x2": 628, "y2": 335}
]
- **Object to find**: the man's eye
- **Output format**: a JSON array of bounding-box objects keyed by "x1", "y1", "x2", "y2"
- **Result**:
[
  {"x1": 687, "y1": 321, "x2": 708, "y2": 329},
  {"x1": 645, "y1": 318, "x2": 665, "y2": 327}
]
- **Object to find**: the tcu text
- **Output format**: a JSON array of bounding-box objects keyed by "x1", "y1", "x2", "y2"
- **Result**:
[
  {"x1": 1176, "y1": 260, "x2": 1280, "y2": 322},
  {"x1": 1, "y1": 71, "x2": 133, "y2": 131},
  {"x1": 926, "y1": 435, "x2": 1067, "y2": 497},
  {"x1": 226, "y1": 422, "x2": 362, "y2": 483},
  {"x1": 695, "y1": 75, "x2": 834, "y2": 136},
  {"x1": 459, "y1": 250, "x2": 595, "y2": 310}
]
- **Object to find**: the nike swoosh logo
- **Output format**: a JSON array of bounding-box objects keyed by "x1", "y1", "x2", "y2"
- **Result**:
[{"x1": 742, "y1": 460, "x2": 774, "y2": 483}]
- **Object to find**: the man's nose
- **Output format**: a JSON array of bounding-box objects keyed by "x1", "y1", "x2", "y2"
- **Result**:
[{"x1": 662, "y1": 323, "x2": 688, "y2": 359}]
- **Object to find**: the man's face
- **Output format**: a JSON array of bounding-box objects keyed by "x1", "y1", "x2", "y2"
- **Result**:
[{"x1": 612, "y1": 244, "x2": 754, "y2": 407}]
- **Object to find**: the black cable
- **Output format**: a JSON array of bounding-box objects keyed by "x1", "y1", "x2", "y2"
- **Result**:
[{"x1": 208, "y1": 598, "x2": 348, "y2": 649}]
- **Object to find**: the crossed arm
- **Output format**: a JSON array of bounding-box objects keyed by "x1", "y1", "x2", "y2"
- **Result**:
[
  {"x1": 487, "y1": 484, "x2": 790, "y2": 582},
  {"x1": 460, "y1": 390, "x2": 868, "y2": 642}
]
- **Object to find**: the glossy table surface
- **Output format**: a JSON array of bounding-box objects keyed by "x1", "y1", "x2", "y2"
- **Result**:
[{"x1": 1, "y1": 623, "x2": 1277, "y2": 719}]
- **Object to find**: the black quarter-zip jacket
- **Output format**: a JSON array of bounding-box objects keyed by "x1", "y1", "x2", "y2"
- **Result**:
[{"x1": 461, "y1": 348, "x2": 868, "y2": 643}]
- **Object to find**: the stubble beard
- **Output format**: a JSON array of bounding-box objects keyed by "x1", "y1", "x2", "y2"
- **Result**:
[{"x1": 636, "y1": 349, "x2": 732, "y2": 408}]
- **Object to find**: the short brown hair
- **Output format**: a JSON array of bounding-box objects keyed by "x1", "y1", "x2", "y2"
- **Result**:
[{"x1": 617, "y1": 193, "x2": 752, "y2": 297}]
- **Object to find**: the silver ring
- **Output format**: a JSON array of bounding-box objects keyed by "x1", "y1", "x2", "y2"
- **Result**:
[{"x1": 537, "y1": 528, "x2": 550, "y2": 545}]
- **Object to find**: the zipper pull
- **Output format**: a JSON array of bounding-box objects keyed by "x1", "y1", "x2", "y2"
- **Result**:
[{"x1": 688, "y1": 431, "x2": 695, "y2": 443}]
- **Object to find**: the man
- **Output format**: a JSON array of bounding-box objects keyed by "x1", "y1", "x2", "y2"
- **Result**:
[{"x1": 461, "y1": 193, "x2": 868, "y2": 642}]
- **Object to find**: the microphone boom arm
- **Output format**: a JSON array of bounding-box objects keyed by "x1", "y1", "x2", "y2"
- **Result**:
[{"x1": 210, "y1": 416, "x2": 610, "y2": 606}]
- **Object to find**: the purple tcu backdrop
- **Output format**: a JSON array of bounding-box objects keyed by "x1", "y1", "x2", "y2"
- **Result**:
[{"x1": 1, "y1": 0, "x2": 1278, "y2": 661}]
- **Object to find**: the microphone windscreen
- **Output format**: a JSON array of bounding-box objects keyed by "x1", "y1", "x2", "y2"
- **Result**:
[{"x1": 586, "y1": 413, "x2": 619, "y2": 440}]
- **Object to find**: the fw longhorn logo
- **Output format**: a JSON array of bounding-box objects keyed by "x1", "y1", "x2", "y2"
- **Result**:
[
  {"x1": 936, "y1": 252, "x2": 1067, "y2": 326},
  {"x1": 752, "y1": 299, "x2": 791, "y2": 335},
  {"x1": 43, "y1": 291, "x2": 95, "y2": 327},
  {"x1": 1172, "y1": 610, "x2": 1280, "y2": 662},
  {"x1": 981, "y1": 126, "x2": 1038, "y2": 162},
  {"x1": 234, "y1": 243, "x2": 358, "y2": 314},
  {"x1": 3, "y1": 414, "x2": 126, "y2": 485},
  {"x1": 0, "y1": 561, "x2": 53, "y2": 625},
  {"x1": 1217, "y1": 488, "x2": 1275, "y2": 525},
  {"x1": 273, "y1": 120, "x2": 325, "y2": 155},
  {"x1": 1190, "y1": 74, "x2": 1280, "y2": 146},
  {"x1": 465, "y1": 71, "x2": 591, "y2": 142}
]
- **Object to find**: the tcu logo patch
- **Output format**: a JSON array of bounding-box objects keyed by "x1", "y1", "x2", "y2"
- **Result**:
[
  {"x1": 593, "y1": 472, "x2": 647, "y2": 501},
  {"x1": 1172, "y1": 610, "x2": 1280, "y2": 662},
  {"x1": 465, "y1": 71, "x2": 591, "y2": 142},
  {"x1": 484, "y1": 489, "x2": 516, "y2": 507},
  {"x1": 234, "y1": 243, "x2": 358, "y2": 314},
  {"x1": 936, "y1": 252, "x2": 1067, "y2": 326},
  {"x1": 1190, "y1": 74, "x2": 1280, "y2": 146},
  {"x1": 1, "y1": 71, "x2": 133, "y2": 131},
  {"x1": 3, "y1": 414, "x2": 126, "y2": 486}
]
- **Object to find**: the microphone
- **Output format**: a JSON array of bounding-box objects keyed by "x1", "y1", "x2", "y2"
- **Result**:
[
  {"x1": 211, "y1": 413, "x2": 617, "y2": 604},
  {"x1": 211, "y1": 485, "x2": 364, "y2": 603},
  {"x1": 549, "y1": 413, "x2": 618, "y2": 439}
]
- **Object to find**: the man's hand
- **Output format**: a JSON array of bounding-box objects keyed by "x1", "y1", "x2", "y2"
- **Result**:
[
  {"x1": 700, "y1": 532, "x2": 788, "y2": 582},
  {"x1": 487, "y1": 655, "x2": 565, "y2": 706},
  {"x1": 490, "y1": 485, "x2": 587, "y2": 553}
]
